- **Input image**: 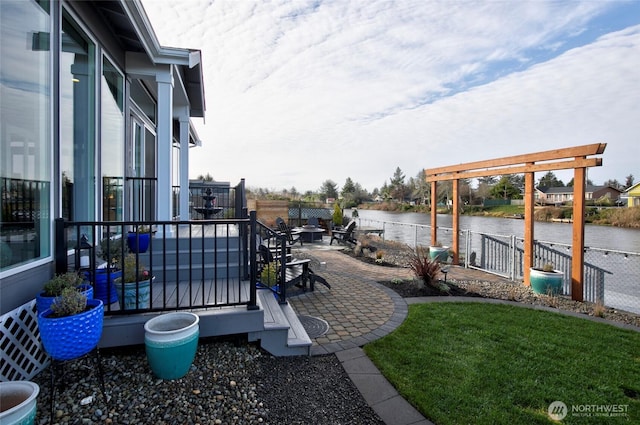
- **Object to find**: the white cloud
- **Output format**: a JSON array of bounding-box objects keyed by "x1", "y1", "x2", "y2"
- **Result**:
[{"x1": 142, "y1": 0, "x2": 639, "y2": 191}]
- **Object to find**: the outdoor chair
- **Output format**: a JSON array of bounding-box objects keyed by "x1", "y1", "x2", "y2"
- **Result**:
[
  {"x1": 258, "y1": 244, "x2": 330, "y2": 293},
  {"x1": 276, "y1": 217, "x2": 303, "y2": 246},
  {"x1": 330, "y1": 220, "x2": 357, "y2": 245},
  {"x1": 307, "y1": 217, "x2": 320, "y2": 227}
]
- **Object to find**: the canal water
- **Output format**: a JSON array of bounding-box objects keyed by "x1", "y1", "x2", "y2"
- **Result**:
[{"x1": 355, "y1": 209, "x2": 640, "y2": 253}]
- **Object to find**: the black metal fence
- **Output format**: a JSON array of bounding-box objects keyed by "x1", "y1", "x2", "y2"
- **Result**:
[{"x1": 55, "y1": 217, "x2": 257, "y2": 315}]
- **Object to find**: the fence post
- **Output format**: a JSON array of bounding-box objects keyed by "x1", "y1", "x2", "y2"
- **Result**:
[
  {"x1": 248, "y1": 211, "x2": 258, "y2": 310},
  {"x1": 55, "y1": 218, "x2": 67, "y2": 274}
]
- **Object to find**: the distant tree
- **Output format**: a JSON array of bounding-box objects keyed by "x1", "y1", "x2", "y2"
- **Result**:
[
  {"x1": 390, "y1": 167, "x2": 407, "y2": 202},
  {"x1": 625, "y1": 174, "x2": 635, "y2": 189},
  {"x1": 289, "y1": 187, "x2": 299, "y2": 199},
  {"x1": 341, "y1": 177, "x2": 357, "y2": 208},
  {"x1": 476, "y1": 181, "x2": 491, "y2": 204},
  {"x1": 458, "y1": 178, "x2": 473, "y2": 205},
  {"x1": 319, "y1": 180, "x2": 339, "y2": 200},
  {"x1": 379, "y1": 181, "x2": 391, "y2": 200},
  {"x1": 603, "y1": 179, "x2": 623, "y2": 190},
  {"x1": 477, "y1": 176, "x2": 497, "y2": 186},
  {"x1": 412, "y1": 170, "x2": 430, "y2": 205},
  {"x1": 196, "y1": 173, "x2": 214, "y2": 181},
  {"x1": 566, "y1": 177, "x2": 594, "y2": 187},
  {"x1": 538, "y1": 171, "x2": 564, "y2": 187},
  {"x1": 490, "y1": 176, "x2": 520, "y2": 199}
]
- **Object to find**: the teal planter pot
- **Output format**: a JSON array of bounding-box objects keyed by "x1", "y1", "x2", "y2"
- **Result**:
[
  {"x1": 429, "y1": 246, "x2": 449, "y2": 262},
  {"x1": 114, "y1": 279, "x2": 151, "y2": 310},
  {"x1": 144, "y1": 312, "x2": 199, "y2": 380},
  {"x1": 0, "y1": 381, "x2": 39, "y2": 425},
  {"x1": 530, "y1": 268, "x2": 564, "y2": 295}
]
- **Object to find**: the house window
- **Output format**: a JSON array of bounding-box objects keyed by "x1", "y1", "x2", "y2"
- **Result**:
[
  {"x1": 101, "y1": 57, "x2": 124, "y2": 223},
  {"x1": 60, "y1": 11, "x2": 96, "y2": 223},
  {"x1": 0, "y1": 0, "x2": 51, "y2": 271}
]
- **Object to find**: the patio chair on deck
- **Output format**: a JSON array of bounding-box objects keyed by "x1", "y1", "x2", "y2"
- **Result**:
[
  {"x1": 276, "y1": 217, "x2": 303, "y2": 246},
  {"x1": 307, "y1": 217, "x2": 319, "y2": 227},
  {"x1": 258, "y1": 243, "x2": 330, "y2": 293},
  {"x1": 330, "y1": 220, "x2": 357, "y2": 245}
]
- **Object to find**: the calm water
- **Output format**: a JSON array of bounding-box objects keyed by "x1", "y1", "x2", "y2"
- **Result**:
[{"x1": 355, "y1": 209, "x2": 640, "y2": 253}]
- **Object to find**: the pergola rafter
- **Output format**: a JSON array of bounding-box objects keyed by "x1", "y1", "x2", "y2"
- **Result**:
[{"x1": 424, "y1": 143, "x2": 606, "y2": 301}]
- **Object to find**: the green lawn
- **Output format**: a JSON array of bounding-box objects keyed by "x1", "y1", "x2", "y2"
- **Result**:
[{"x1": 364, "y1": 303, "x2": 640, "y2": 425}]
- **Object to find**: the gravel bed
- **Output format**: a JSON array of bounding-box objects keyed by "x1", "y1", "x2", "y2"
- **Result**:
[
  {"x1": 355, "y1": 235, "x2": 640, "y2": 328},
  {"x1": 31, "y1": 338, "x2": 384, "y2": 425}
]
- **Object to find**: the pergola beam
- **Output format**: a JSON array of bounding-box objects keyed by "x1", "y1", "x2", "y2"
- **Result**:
[
  {"x1": 425, "y1": 143, "x2": 605, "y2": 176},
  {"x1": 426, "y1": 157, "x2": 602, "y2": 182}
]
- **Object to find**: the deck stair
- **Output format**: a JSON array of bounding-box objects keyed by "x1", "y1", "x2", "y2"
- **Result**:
[{"x1": 249, "y1": 289, "x2": 312, "y2": 356}]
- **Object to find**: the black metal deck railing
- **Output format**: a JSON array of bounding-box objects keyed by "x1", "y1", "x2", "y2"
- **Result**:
[
  {"x1": 54, "y1": 216, "x2": 258, "y2": 315},
  {"x1": 253, "y1": 216, "x2": 294, "y2": 304}
]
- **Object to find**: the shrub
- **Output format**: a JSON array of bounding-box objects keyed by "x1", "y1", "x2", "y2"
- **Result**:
[
  {"x1": 408, "y1": 247, "x2": 441, "y2": 288},
  {"x1": 332, "y1": 203, "x2": 343, "y2": 227},
  {"x1": 260, "y1": 262, "x2": 279, "y2": 287},
  {"x1": 50, "y1": 287, "x2": 87, "y2": 317},
  {"x1": 117, "y1": 253, "x2": 150, "y2": 283},
  {"x1": 43, "y1": 272, "x2": 83, "y2": 296}
]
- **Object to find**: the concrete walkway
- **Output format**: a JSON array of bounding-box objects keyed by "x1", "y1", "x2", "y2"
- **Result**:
[{"x1": 288, "y1": 243, "x2": 640, "y2": 425}]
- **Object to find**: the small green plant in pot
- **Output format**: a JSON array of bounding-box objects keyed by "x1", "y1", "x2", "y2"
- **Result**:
[
  {"x1": 36, "y1": 272, "x2": 91, "y2": 313},
  {"x1": 260, "y1": 262, "x2": 280, "y2": 287},
  {"x1": 530, "y1": 262, "x2": 563, "y2": 295},
  {"x1": 114, "y1": 253, "x2": 152, "y2": 310}
]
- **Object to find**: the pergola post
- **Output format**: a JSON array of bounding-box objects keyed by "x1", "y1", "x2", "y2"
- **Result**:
[
  {"x1": 452, "y1": 179, "x2": 460, "y2": 264},
  {"x1": 572, "y1": 164, "x2": 587, "y2": 301},
  {"x1": 523, "y1": 169, "x2": 535, "y2": 286},
  {"x1": 430, "y1": 180, "x2": 438, "y2": 246}
]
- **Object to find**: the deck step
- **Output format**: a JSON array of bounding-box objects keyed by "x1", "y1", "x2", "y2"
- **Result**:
[{"x1": 251, "y1": 289, "x2": 311, "y2": 356}]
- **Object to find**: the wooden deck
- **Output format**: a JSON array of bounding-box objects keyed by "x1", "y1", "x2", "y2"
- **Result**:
[{"x1": 104, "y1": 278, "x2": 252, "y2": 313}]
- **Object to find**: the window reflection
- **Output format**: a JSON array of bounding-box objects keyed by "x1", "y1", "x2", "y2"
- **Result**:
[{"x1": 0, "y1": 0, "x2": 51, "y2": 270}]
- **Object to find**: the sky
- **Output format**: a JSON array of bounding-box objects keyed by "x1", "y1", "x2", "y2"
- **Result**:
[{"x1": 141, "y1": 0, "x2": 640, "y2": 193}]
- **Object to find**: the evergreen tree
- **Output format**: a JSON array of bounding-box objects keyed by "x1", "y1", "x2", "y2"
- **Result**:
[{"x1": 538, "y1": 171, "x2": 564, "y2": 187}]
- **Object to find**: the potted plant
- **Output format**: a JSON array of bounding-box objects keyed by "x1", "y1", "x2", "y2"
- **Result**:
[
  {"x1": 37, "y1": 287, "x2": 104, "y2": 361},
  {"x1": 127, "y1": 225, "x2": 152, "y2": 253},
  {"x1": 530, "y1": 262, "x2": 564, "y2": 295},
  {"x1": 35, "y1": 272, "x2": 92, "y2": 313},
  {"x1": 0, "y1": 381, "x2": 40, "y2": 424},
  {"x1": 429, "y1": 241, "x2": 449, "y2": 262},
  {"x1": 114, "y1": 253, "x2": 152, "y2": 310},
  {"x1": 86, "y1": 237, "x2": 125, "y2": 304}
]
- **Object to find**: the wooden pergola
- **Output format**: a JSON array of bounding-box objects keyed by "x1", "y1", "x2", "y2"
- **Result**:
[{"x1": 425, "y1": 143, "x2": 606, "y2": 301}]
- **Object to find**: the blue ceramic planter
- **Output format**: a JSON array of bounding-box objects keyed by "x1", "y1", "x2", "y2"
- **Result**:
[
  {"x1": 86, "y1": 269, "x2": 121, "y2": 304},
  {"x1": 127, "y1": 232, "x2": 150, "y2": 253},
  {"x1": 38, "y1": 299, "x2": 104, "y2": 361}
]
